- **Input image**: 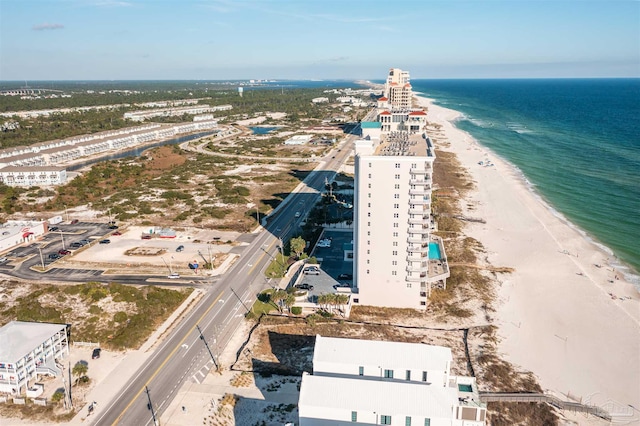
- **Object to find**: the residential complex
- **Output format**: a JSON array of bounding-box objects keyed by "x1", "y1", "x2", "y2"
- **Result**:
[
  {"x1": 0, "y1": 321, "x2": 70, "y2": 395},
  {"x1": 0, "y1": 120, "x2": 218, "y2": 187},
  {"x1": 384, "y1": 68, "x2": 412, "y2": 109},
  {"x1": 353, "y1": 68, "x2": 449, "y2": 310},
  {"x1": 299, "y1": 335, "x2": 486, "y2": 425},
  {"x1": 123, "y1": 104, "x2": 232, "y2": 122}
]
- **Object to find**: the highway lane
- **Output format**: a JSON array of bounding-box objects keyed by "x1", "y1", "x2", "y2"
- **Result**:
[{"x1": 93, "y1": 136, "x2": 355, "y2": 425}]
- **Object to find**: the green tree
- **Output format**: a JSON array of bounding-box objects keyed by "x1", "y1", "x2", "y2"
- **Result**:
[
  {"x1": 72, "y1": 362, "x2": 88, "y2": 383},
  {"x1": 284, "y1": 293, "x2": 296, "y2": 313},
  {"x1": 269, "y1": 289, "x2": 288, "y2": 313},
  {"x1": 289, "y1": 236, "x2": 306, "y2": 259}
]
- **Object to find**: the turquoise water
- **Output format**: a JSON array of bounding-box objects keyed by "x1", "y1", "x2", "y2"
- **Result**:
[
  {"x1": 248, "y1": 126, "x2": 280, "y2": 135},
  {"x1": 407, "y1": 79, "x2": 640, "y2": 286},
  {"x1": 429, "y1": 242, "x2": 442, "y2": 260}
]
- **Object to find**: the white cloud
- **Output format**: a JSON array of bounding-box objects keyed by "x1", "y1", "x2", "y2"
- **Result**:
[{"x1": 32, "y1": 23, "x2": 65, "y2": 31}]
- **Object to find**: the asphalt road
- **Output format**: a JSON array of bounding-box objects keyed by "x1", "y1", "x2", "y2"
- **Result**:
[{"x1": 91, "y1": 137, "x2": 355, "y2": 425}]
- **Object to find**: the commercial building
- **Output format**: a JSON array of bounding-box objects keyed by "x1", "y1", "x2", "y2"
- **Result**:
[
  {"x1": 299, "y1": 336, "x2": 486, "y2": 425},
  {"x1": 0, "y1": 220, "x2": 47, "y2": 253},
  {"x1": 0, "y1": 321, "x2": 70, "y2": 395}
]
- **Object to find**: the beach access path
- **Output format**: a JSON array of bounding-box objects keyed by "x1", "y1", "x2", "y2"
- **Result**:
[{"x1": 419, "y1": 97, "x2": 640, "y2": 419}]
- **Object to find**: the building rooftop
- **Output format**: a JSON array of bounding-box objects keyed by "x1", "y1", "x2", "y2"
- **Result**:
[
  {"x1": 373, "y1": 132, "x2": 435, "y2": 158},
  {"x1": 313, "y1": 335, "x2": 451, "y2": 373},
  {"x1": 0, "y1": 321, "x2": 68, "y2": 363},
  {"x1": 299, "y1": 373, "x2": 458, "y2": 419}
]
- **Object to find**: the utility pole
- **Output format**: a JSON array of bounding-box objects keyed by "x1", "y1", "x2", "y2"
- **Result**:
[
  {"x1": 64, "y1": 205, "x2": 69, "y2": 222},
  {"x1": 196, "y1": 325, "x2": 219, "y2": 371},
  {"x1": 230, "y1": 287, "x2": 252, "y2": 313},
  {"x1": 145, "y1": 386, "x2": 159, "y2": 426},
  {"x1": 68, "y1": 362, "x2": 73, "y2": 408},
  {"x1": 37, "y1": 247, "x2": 45, "y2": 270},
  {"x1": 59, "y1": 230, "x2": 65, "y2": 250}
]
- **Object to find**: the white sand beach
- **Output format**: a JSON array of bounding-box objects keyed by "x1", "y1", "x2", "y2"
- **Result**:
[{"x1": 418, "y1": 97, "x2": 640, "y2": 417}]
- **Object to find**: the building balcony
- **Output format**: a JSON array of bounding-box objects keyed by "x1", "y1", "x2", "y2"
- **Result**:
[
  {"x1": 409, "y1": 167, "x2": 431, "y2": 175},
  {"x1": 408, "y1": 216, "x2": 428, "y2": 225},
  {"x1": 408, "y1": 244, "x2": 429, "y2": 253},
  {"x1": 406, "y1": 273, "x2": 428, "y2": 282},
  {"x1": 408, "y1": 227, "x2": 430, "y2": 235},
  {"x1": 409, "y1": 188, "x2": 430, "y2": 196},
  {"x1": 406, "y1": 264, "x2": 428, "y2": 273},
  {"x1": 409, "y1": 178, "x2": 430, "y2": 185},
  {"x1": 409, "y1": 207, "x2": 428, "y2": 215},
  {"x1": 407, "y1": 236, "x2": 429, "y2": 244}
]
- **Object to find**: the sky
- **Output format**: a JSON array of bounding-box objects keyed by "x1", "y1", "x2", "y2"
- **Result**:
[{"x1": 0, "y1": 0, "x2": 639, "y2": 80}]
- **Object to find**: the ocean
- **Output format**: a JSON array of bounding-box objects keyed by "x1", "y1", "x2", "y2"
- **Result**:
[{"x1": 408, "y1": 79, "x2": 640, "y2": 286}]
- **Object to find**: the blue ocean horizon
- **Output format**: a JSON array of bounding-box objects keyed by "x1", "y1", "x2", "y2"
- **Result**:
[{"x1": 401, "y1": 78, "x2": 640, "y2": 287}]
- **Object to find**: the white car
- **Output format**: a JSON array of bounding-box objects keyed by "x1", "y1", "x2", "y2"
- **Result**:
[
  {"x1": 168, "y1": 273, "x2": 180, "y2": 279},
  {"x1": 317, "y1": 239, "x2": 331, "y2": 248},
  {"x1": 294, "y1": 212, "x2": 301, "y2": 218}
]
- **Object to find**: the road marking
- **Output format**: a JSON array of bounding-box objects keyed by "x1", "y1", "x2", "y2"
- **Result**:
[{"x1": 110, "y1": 290, "x2": 224, "y2": 426}]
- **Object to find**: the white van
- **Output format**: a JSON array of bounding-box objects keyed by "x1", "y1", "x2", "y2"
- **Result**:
[{"x1": 303, "y1": 265, "x2": 320, "y2": 275}]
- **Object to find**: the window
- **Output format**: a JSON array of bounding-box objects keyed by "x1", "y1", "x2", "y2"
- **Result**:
[
  {"x1": 369, "y1": 162, "x2": 372, "y2": 167},
  {"x1": 412, "y1": 163, "x2": 417, "y2": 168},
  {"x1": 368, "y1": 193, "x2": 371, "y2": 198},
  {"x1": 367, "y1": 250, "x2": 370, "y2": 254},
  {"x1": 392, "y1": 271, "x2": 397, "y2": 276},
  {"x1": 424, "y1": 419, "x2": 431, "y2": 426},
  {"x1": 393, "y1": 213, "x2": 399, "y2": 218},
  {"x1": 395, "y1": 184, "x2": 400, "y2": 189},
  {"x1": 368, "y1": 203, "x2": 371, "y2": 208},
  {"x1": 367, "y1": 231, "x2": 370, "y2": 236},
  {"x1": 392, "y1": 260, "x2": 397, "y2": 265},
  {"x1": 420, "y1": 301, "x2": 427, "y2": 306},
  {"x1": 367, "y1": 260, "x2": 370, "y2": 264},
  {"x1": 381, "y1": 415, "x2": 392, "y2": 425},
  {"x1": 367, "y1": 270, "x2": 370, "y2": 274},
  {"x1": 395, "y1": 174, "x2": 400, "y2": 179},
  {"x1": 384, "y1": 369, "x2": 393, "y2": 378},
  {"x1": 359, "y1": 366, "x2": 364, "y2": 376},
  {"x1": 393, "y1": 223, "x2": 398, "y2": 228},
  {"x1": 368, "y1": 173, "x2": 372, "y2": 178},
  {"x1": 407, "y1": 283, "x2": 412, "y2": 288},
  {"x1": 352, "y1": 411, "x2": 357, "y2": 422},
  {"x1": 368, "y1": 183, "x2": 371, "y2": 188},
  {"x1": 406, "y1": 417, "x2": 412, "y2": 426},
  {"x1": 406, "y1": 370, "x2": 411, "y2": 381},
  {"x1": 392, "y1": 242, "x2": 398, "y2": 247},
  {"x1": 394, "y1": 194, "x2": 399, "y2": 199},
  {"x1": 368, "y1": 240, "x2": 370, "y2": 245},
  {"x1": 395, "y1": 163, "x2": 400, "y2": 168},
  {"x1": 368, "y1": 212, "x2": 371, "y2": 217},
  {"x1": 354, "y1": 298, "x2": 359, "y2": 303},
  {"x1": 393, "y1": 232, "x2": 398, "y2": 237},
  {"x1": 368, "y1": 222, "x2": 371, "y2": 227},
  {"x1": 422, "y1": 371, "x2": 428, "y2": 382},
  {"x1": 394, "y1": 203, "x2": 399, "y2": 208},
  {"x1": 392, "y1": 251, "x2": 397, "y2": 255}
]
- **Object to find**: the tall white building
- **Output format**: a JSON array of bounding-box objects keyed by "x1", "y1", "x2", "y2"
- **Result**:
[
  {"x1": 353, "y1": 70, "x2": 449, "y2": 310},
  {"x1": 384, "y1": 68, "x2": 412, "y2": 109}
]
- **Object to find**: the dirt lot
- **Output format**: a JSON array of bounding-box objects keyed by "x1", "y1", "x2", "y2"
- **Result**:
[{"x1": 57, "y1": 226, "x2": 245, "y2": 276}]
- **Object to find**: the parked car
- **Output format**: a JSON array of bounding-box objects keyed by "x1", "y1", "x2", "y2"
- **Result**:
[
  {"x1": 0, "y1": 257, "x2": 7, "y2": 263},
  {"x1": 48, "y1": 253, "x2": 61, "y2": 260},
  {"x1": 317, "y1": 239, "x2": 331, "y2": 248},
  {"x1": 49, "y1": 226, "x2": 59, "y2": 232},
  {"x1": 141, "y1": 235, "x2": 152, "y2": 240},
  {"x1": 176, "y1": 245, "x2": 184, "y2": 252},
  {"x1": 99, "y1": 239, "x2": 111, "y2": 244},
  {"x1": 294, "y1": 211, "x2": 301, "y2": 218},
  {"x1": 338, "y1": 273, "x2": 353, "y2": 280},
  {"x1": 70, "y1": 242, "x2": 82, "y2": 248},
  {"x1": 303, "y1": 266, "x2": 320, "y2": 275},
  {"x1": 92, "y1": 348, "x2": 101, "y2": 359},
  {"x1": 107, "y1": 225, "x2": 118, "y2": 230},
  {"x1": 58, "y1": 249, "x2": 71, "y2": 255},
  {"x1": 70, "y1": 219, "x2": 79, "y2": 224},
  {"x1": 295, "y1": 283, "x2": 314, "y2": 291},
  {"x1": 112, "y1": 231, "x2": 122, "y2": 236},
  {"x1": 168, "y1": 272, "x2": 180, "y2": 279}
]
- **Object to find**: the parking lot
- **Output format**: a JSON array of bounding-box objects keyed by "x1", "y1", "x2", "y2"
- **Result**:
[{"x1": 291, "y1": 229, "x2": 354, "y2": 300}]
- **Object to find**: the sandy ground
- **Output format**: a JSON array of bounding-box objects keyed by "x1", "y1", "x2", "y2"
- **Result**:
[
  {"x1": 418, "y1": 97, "x2": 640, "y2": 420},
  {"x1": 63, "y1": 226, "x2": 244, "y2": 277}
]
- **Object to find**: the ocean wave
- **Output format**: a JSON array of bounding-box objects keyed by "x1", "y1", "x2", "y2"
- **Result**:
[{"x1": 506, "y1": 122, "x2": 534, "y2": 134}]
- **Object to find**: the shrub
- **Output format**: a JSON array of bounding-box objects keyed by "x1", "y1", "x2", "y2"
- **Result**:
[{"x1": 291, "y1": 306, "x2": 302, "y2": 315}]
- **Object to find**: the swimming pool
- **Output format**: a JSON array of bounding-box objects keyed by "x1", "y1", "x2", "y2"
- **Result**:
[{"x1": 428, "y1": 242, "x2": 441, "y2": 260}]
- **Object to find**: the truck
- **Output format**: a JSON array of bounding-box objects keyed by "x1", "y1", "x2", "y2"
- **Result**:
[{"x1": 48, "y1": 215, "x2": 63, "y2": 225}]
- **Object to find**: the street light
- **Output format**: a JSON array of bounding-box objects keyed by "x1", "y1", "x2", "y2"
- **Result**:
[
  {"x1": 64, "y1": 205, "x2": 69, "y2": 222},
  {"x1": 59, "y1": 230, "x2": 65, "y2": 250}
]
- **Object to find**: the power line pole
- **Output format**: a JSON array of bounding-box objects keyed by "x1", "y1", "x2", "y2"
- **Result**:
[
  {"x1": 196, "y1": 325, "x2": 219, "y2": 372},
  {"x1": 145, "y1": 386, "x2": 158, "y2": 426}
]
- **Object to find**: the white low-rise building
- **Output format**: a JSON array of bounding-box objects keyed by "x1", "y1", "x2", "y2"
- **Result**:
[
  {"x1": 299, "y1": 336, "x2": 486, "y2": 426},
  {"x1": 0, "y1": 220, "x2": 47, "y2": 253},
  {"x1": 0, "y1": 166, "x2": 67, "y2": 187},
  {"x1": 0, "y1": 321, "x2": 70, "y2": 395}
]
